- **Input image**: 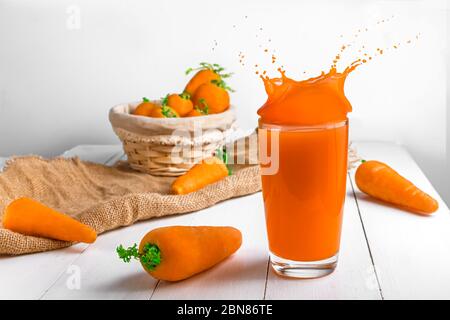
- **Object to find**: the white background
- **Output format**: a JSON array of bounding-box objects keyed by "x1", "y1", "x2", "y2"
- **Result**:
[{"x1": 0, "y1": 0, "x2": 448, "y2": 204}]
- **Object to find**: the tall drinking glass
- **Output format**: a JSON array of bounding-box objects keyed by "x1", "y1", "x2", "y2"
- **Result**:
[{"x1": 258, "y1": 119, "x2": 348, "y2": 278}]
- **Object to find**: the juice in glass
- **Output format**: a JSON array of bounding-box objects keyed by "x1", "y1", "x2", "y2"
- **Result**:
[{"x1": 258, "y1": 68, "x2": 352, "y2": 278}]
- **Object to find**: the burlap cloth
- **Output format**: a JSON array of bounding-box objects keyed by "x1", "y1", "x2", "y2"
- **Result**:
[{"x1": 0, "y1": 157, "x2": 261, "y2": 255}]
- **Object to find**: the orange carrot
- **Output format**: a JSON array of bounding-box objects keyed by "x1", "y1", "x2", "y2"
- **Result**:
[
  {"x1": 185, "y1": 106, "x2": 209, "y2": 117},
  {"x1": 133, "y1": 97, "x2": 157, "y2": 117},
  {"x1": 149, "y1": 105, "x2": 179, "y2": 118},
  {"x1": 171, "y1": 157, "x2": 229, "y2": 195},
  {"x1": 355, "y1": 160, "x2": 439, "y2": 214},
  {"x1": 167, "y1": 92, "x2": 193, "y2": 116},
  {"x1": 117, "y1": 226, "x2": 242, "y2": 281},
  {"x1": 3, "y1": 197, "x2": 97, "y2": 243},
  {"x1": 185, "y1": 69, "x2": 219, "y2": 96},
  {"x1": 192, "y1": 80, "x2": 232, "y2": 114},
  {"x1": 184, "y1": 62, "x2": 231, "y2": 96}
]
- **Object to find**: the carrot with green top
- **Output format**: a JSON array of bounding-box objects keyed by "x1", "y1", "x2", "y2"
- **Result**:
[
  {"x1": 149, "y1": 95, "x2": 180, "y2": 118},
  {"x1": 355, "y1": 160, "x2": 439, "y2": 214},
  {"x1": 192, "y1": 80, "x2": 232, "y2": 114},
  {"x1": 171, "y1": 149, "x2": 230, "y2": 195},
  {"x1": 149, "y1": 106, "x2": 179, "y2": 118},
  {"x1": 3, "y1": 197, "x2": 97, "y2": 243},
  {"x1": 166, "y1": 92, "x2": 193, "y2": 117},
  {"x1": 117, "y1": 226, "x2": 242, "y2": 281},
  {"x1": 186, "y1": 105, "x2": 209, "y2": 117},
  {"x1": 183, "y1": 98, "x2": 210, "y2": 117},
  {"x1": 133, "y1": 97, "x2": 157, "y2": 117},
  {"x1": 184, "y1": 62, "x2": 232, "y2": 96}
]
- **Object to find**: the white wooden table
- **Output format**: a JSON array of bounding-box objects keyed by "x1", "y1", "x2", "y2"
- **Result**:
[{"x1": 0, "y1": 142, "x2": 449, "y2": 300}]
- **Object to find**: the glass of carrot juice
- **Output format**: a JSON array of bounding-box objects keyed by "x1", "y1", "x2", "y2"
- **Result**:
[{"x1": 258, "y1": 120, "x2": 349, "y2": 278}]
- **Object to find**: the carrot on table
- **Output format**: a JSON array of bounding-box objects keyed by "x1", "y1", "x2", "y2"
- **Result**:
[
  {"x1": 117, "y1": 225, "x2": 242, "y2": 281},
  {"x1": 171, "y1": 156, "x2": 229, "y2": 195},
  {"x1": 2, "y1": 197, "x2": 97, "y2": 243},
  {"x1": 355, "y1": 160, "x2": 439, "y2": 214}
]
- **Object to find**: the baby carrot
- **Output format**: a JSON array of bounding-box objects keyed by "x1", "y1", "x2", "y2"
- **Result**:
[
  {"x1": 2, "y1": 197, "x2": 97, "y2": 243},
  {"x1": 184, "y1": 62, "x2": 231, "y2": 96},
  {"x1": 133, "y1": 97, "x2": 157, "y2": 117},
  {"x1": 171, "y1": 156, "x2": 229, "y2": 195},
  {"x1": 192, "y1": 81, "x2": 231, "y2": 114},
  {"x1": 185, "y1": 106, "x2": 208, "y2": 117},
  {"x1": 149, "y1": 105, "x2": 179, "y2": 118},
  {"x1": 166, "y1": 93, "x2": 194, "y2": 117},
  {"x1": 117, "y1": 226, "x2": 242, "y2": 281},
  {"x1": 355, "y1": 160, "x2": 439, "y2": 214}
]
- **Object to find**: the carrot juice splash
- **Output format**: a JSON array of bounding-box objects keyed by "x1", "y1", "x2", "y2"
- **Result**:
[{"x1": 258, "y1": 62, "x2": 360, "y2": 278}]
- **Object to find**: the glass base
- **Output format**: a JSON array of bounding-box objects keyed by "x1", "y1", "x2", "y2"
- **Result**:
[{"x1": 270, "y1": 252, "x2": 338, "y2": 279}]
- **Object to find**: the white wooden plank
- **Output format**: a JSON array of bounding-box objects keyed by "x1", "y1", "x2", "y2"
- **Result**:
[
  {"x1": 0, "y1": 243, "x2": 90, "y2": 299},
  {"x1": 0, "y1": 158, "x2": 7, "y2": 171},
  {"x1": 40, "y1": 214, "x2": 170, "y2": 300},
  {"x1": 0, "y1": 146, "x2": 121, "y2": 299},
  {"x1": 61, "y1": 145, "x2": 123, "y2": 164},
  {"x1": 0, "y1": 145, "x2": 123, "y2": 171},
  {"x1": 264, "y1": 177, "x2": 382, "y2": 300},
  {"x1": 152, "y1": 193, "x2": 268, "y2": 300},
  {"x1": 350, "y1": 142, "x2": 450, "y2": 299}
]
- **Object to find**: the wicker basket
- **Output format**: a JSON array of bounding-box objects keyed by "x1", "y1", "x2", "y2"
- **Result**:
[{"x1": 109, "y1": 101, "x2": 237, "y2": 176}]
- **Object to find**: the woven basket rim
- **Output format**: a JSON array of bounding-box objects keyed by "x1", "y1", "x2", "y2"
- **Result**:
[
  {"x1": 109, "y1": 100, "x2": 237, "y2": 137},
  {"x1": 110, "y1": 100, "x2": 236, "y2": 124}
]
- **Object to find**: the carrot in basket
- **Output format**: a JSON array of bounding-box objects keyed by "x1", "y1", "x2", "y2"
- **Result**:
[
  {"x1": 186, "y1": 98, "x2": 209, "y2": 117},
  {"x1": 184, "y1": 62, "x2": 231, "y2": 96},
  {"x1": 355, "y1": 160, "x2": 439, "y2": 214},
  {"x1": 192, "y1": 80, "x2": 231, "y2": 114},
  {"x1": 185, "y1": 105, "x2": 208, "y2": 117},
  {"x1": 167, "y1": 92, "x2": 193, "y2": 116},
  {"x1": 117, "y1": 226, "x2": 242, "y2": 281},
  {"x1": 149, "y1": 105, "x2": 179, "y2": 118},
  {"x1": 171, "y1": 156, "x2": 229, "y2": 195},
  {"x1": 148, "y1": 95, "x2": 180, "y2": 118},
  {"x1": 133, "y1": 97, "x2": 157, "y2": 117},
  {"x1": 2, "y1": 197, "x2": 97, "y2": 243}
]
